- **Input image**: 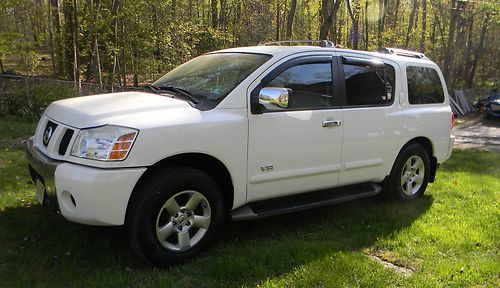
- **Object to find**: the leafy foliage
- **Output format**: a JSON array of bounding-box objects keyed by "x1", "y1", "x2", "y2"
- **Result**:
[
  {"x1": 0, "y1": 0, "x2": 498, "y2": 88},
  {"x1": 4, "y1": 83, "x2": 77, "y2": 120}
]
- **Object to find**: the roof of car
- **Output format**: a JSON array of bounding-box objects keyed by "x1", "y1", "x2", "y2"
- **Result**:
[{"x1": 215, "y1": 45, "x2": 436, "y2": 66}]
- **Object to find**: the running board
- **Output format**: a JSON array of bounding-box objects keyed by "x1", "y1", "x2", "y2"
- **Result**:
[{"x1": 231, "y1": 183, "x2": 382, "y2": 221}]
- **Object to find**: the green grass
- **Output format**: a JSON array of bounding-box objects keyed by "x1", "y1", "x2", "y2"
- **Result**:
[{"x1": 0, "y1": 117, "x2": 499, "y2": 287}]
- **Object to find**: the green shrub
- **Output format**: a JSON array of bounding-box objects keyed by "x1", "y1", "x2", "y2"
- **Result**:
[{"x1": 4, "y1": 83, "x2": 77, "y2": 120}]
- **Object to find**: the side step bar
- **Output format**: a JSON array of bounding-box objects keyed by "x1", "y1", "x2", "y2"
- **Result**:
[{"x1": 231, "y1": 183, "x2": 382, "y2": 221}]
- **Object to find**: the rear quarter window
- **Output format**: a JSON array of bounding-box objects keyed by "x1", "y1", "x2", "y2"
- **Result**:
[
  {"x1": 344, "y1": 63, "x2": 395, "y2": 106},
  {"x1": 406, "y1": 66, "x2": 445, "y2": 104}
]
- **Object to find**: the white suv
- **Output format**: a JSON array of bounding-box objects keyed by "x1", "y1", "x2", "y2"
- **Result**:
[{"x1": 26, "y1": 42, "x2": 455, "y2": 266}]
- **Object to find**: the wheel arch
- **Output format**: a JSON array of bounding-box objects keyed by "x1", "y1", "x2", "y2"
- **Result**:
[
  {"x1": 126, "y1": 153, "x2": 235, "y2": 221},
  {"x1": 399, "y1": 137, "x2": 438, "y2": 183}
]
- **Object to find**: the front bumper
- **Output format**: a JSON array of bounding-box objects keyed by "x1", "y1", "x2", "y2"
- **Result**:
[
  {"x1": 26, "y1": 137, "x2": 60, "y2": 210},
  {"x1": 26, "y1": 138, "x2": 146, "y2": 226}
]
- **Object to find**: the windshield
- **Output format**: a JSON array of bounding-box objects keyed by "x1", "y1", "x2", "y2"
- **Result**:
[{"x1": 152, "y1": 53, "x2": 272, "y2": 110}]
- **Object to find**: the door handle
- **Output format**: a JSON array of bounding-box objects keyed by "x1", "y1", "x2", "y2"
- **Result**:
[{"x1": 322, "y1": 119, "x2": 342, "y2": 127}]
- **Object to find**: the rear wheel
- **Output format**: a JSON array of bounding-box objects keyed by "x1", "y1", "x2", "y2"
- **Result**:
[
  {"x1": 126, "y1": 167, "x2": 224, "y2": 267},
  {"x1": 385, "y1": 143, "x2": 430, "y2": 202}
]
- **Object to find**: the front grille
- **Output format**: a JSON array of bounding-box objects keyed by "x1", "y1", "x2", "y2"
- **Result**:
[
  {"x1": 58, "y1": 129, "x2": 74, "y2": 155},
  {"x1": 35, "y1": 115, "x2": 78, "y2": 160},
  {"x1": 43, "y1": 121, "x2": 58, "y2": 146}
]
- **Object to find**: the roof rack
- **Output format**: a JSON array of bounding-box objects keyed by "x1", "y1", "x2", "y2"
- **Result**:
[
  {"x1": 258, "y1": 40, "x2": 335, "y2": 48},
  {"x1": 377, "y1": 47, "x2": 428, "y2": 60}
]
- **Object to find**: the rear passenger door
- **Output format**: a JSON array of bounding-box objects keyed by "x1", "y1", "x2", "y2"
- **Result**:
[
  {"x1": 337, "y1": 55, "x2": 404, "y2": 185},
  {"x1": 247, "y1": 55, "x2": 344, "y2": 202}
]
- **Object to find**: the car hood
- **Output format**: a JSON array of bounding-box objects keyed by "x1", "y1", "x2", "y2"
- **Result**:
[{"x1": 44, "y1": 91, "x2": 196, "y2": 128}]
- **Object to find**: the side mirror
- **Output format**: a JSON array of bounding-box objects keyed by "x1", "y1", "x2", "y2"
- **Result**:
[{"x1": 258, "y1": 87, "x2": 290, "y2": 110}]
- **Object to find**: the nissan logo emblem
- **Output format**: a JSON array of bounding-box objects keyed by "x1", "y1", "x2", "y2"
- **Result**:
[{"x1": 43, "y1": 126, "x2": 54, "y2": 146}]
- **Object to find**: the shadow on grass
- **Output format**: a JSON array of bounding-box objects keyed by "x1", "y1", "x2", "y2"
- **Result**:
[{"x1": 0, "y1": 193, "x2": 433, "y2": 287}]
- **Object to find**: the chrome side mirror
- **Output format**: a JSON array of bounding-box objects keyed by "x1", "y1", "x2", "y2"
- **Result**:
[{"x1": 259, "y1": 87, "x2": 290, "y2": 110}]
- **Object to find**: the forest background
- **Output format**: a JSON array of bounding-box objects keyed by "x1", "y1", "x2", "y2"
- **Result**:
[{"x1": 0, "y1": 0, "x2": 498, "y2": 90}]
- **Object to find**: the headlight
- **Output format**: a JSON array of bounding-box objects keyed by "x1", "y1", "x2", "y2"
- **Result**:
[{"x1": 71, "y1": 125, "x2": 138, "y2": 161}]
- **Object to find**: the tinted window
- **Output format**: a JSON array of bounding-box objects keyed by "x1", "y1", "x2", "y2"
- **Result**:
[
  {"x1": 265, "y1": 63, "x2": 335, "y2": 110},
  {"x1": 406, "y1": 66, "x2": 444, "y2": 104},
  {"x1": 344, "y1": 63, "x2": 395, "y2": 106}
]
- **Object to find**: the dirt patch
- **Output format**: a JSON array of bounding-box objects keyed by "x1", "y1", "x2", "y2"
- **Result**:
[
  {"x1": 368, "y1": 255, "x2": 414, "y2": 277},
  {"x1": 453, "y1": 116, "x2": 500, "y2": 152},
  {"x1": 364, "y1": 249, "x2": 416, "y2": 277},
  {"x1": 0, "y1": 137, "x2": 29, "y2": 150}
]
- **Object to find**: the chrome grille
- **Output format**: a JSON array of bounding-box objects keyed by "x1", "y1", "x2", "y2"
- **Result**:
[{"x1": 35, "y1": 115, "x2": 78, "y2": 160}]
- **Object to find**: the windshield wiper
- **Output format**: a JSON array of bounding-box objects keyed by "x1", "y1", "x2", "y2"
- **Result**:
[{"x1": 149, "y1": 85, "x2": 199, "y2": 106}]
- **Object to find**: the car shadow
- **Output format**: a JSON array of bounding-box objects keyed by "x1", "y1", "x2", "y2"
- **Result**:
[{"x1": 0, "y1": 193, "x2": 433, "y2": 286}]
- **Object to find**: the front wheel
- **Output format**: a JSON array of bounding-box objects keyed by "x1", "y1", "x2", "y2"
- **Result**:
[
  {"x1": 126, "y1": 167, "x2": 224, "y2": 267},
  {"x1": 385, "y1": 143, "x2": 431, "y2": 202}
]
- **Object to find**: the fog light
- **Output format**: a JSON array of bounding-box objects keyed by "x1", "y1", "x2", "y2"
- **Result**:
[{"x1": 61, "y1": 190, "x2": 77, "y2": 211}]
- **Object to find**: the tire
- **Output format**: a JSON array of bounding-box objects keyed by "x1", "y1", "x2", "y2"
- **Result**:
[
  {"x1": 385, "y1": 143, "x2": 431, "y2": 202},
  {"x1": 126, "y1": 167, "x2": 224, "y2": 267}
]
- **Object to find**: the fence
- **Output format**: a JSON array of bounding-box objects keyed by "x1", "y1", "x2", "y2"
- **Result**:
[
  {"x1": 0, "y1": 74, "x2": 147, "y2": 120},
  {"x1": 0, "y1": 74, "x2": 495, "y2": 120}
]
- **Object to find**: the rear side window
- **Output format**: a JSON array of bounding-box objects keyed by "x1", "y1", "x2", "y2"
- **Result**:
[
  {"x1": 406, "y1": 66, "x2": 444, "y2": 104},
  {"x1": 343, "y1": 63, "x2": 395, "y2": 106}
]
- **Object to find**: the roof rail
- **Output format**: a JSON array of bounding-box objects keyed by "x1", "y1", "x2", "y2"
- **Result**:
[
  {"x1": 259, "y1": 40, "x2": 335, "y2": 48},
  {"x1": 377, "y1": 47, "x2": 428, "y2": 60}
]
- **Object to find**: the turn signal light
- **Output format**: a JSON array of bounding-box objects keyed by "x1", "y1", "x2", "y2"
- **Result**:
[{"x1": 109, "y1": 133, "x2": 136, "y2": 160}]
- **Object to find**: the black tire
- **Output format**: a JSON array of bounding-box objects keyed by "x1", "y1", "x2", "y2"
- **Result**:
[
  {"x1": 385, "y1": 143, "x2": 431, "y2": 202},
  {"x1": 126, "y1": 167, "x2": 224, "y2": 267}
]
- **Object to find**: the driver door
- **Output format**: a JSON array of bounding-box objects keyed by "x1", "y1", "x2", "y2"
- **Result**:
[{"x1": 247, "y1": 55, "x2": 344, "y2": 202}]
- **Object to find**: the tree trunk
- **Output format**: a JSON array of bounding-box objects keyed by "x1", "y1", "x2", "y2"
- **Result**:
[
  {"x1": 276, "y1": 0, "x2": 280, "y2": 41},
  {"x1": 95, "y1": 39, "x2": 103, "y2": 85},
  {"x1": 443, "y1": 0, "x2": 460, "y2": 83},
  {"x1": 51, "y1": 0, "x2": 64, "y2": 78},
  {"x1": 430, "y1": 14, "x2": 438, "y2": 51},
  {"x1": 346, "y1": 0, "x2": 359, "y2": 50},
  {"x1": 219, "y1": 0, "x2": 227, "y2": 28},
  {"x1": 85, "y1": 0, "x2": 102, "y2": 84},
  {"x1": 211, "y1": 0, "x2": 218, "y2": 28},
  {"x1": 390, "y1": 0, "x2": 400, "y2": 44},
  {"x1": 365, "y1": 0, "x2": 369, "y2": 50},
  {"x1": 107, "y1": 0, "x2": 120, "y2": 87},
  {"x1": 285, "y1": 0, "x2": 297, "y2": 39},
  {"x1": 121, "y1": 19, "x2": 126, "y2": 86},
  {"x1": 319, "y1": 0, "x2": 342, "y2": 41},
  {"x1": 392, "y1": 0, "x2": 400, "y2": 29},
  {"x1": 420, "y1": 0, "x2": 427, "y2": 52},
  {"x1": 0, "y1": 58, "x2": 4, "y2": 74},
  {"x1": 171, "y1": 0, "x2": 177, "y2": 22},
  {"x1": 72, "y1": 0, "x2": 80, "y2": 91},
  {"x1": 377, "y1": 0, "x2": 384, "y2": 47},
  {"x1": 47, "y1": 0, "x2": 56, "y2": 76},
  {"x1": 63, "y1": 0, "x2": 75, "y2": 80},
  {"x1": 132, "y1": 46, "x2": 138, "y2": 87},
  {"x1": 452, "y1": 12, "x2": 466, "y2": 87},
  {"x1": 467, "y1": 13, "x2": 489, "y2": 88},
  {"x1": 405, "y1": 0, "x2": 418, "y2": 48},
  {"x1": 319, "y1": 0, "x2": 331, "y2": 40},
  {"x1": 464, "y1": 14, "x2": 473, "y2": 85}
]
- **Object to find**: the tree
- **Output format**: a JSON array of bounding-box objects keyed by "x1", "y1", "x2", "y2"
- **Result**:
[
  {"x1": 319, "y1": 0, "x2": 342, "y2": 41},
  {"x1": 0, "y1": 33, "x2": 22, "y2": 73},
  {"x1": 346, "y1": 0, "x2": 360, "y2": 50},
  {"x1": 286, "y1": 0, "x2": 297, "y2": 39}
]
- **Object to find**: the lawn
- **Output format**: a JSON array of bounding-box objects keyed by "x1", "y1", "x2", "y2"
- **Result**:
[{"x1": 0, "y1": 116, "x2": 498, "y2": 287}]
